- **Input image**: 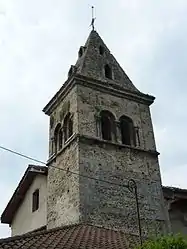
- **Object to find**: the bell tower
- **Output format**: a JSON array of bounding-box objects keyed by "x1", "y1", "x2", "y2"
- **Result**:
[{"x1": 43, "y1": 30, "x2": 169, "y2": 236}]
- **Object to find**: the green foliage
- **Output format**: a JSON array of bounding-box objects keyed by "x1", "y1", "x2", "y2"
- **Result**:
[{"x1": 138, "y1": 234, "x2": 187, "y2": 249}]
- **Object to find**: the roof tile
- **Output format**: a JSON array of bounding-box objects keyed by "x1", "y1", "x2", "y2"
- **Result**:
[{"x1": 0, "y1": 224, "x2": 140, "y2": 249}]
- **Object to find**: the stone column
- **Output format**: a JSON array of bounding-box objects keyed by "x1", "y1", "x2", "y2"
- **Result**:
[
  {"x1": 115, "y1": 121, "x2": 121, "y2": 144},
  {"x1": 95, "y1": 114, "x2": 101, "y2": 138}
]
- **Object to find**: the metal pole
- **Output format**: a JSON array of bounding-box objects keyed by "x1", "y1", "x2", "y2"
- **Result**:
[{"x1": 128, "y1": 179, "x2": 143, "y2": 246}]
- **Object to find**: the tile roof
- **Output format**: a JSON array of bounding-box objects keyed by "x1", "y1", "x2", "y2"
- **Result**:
[{"x1": 0, "y1": 224, "x2": 140, "y2": 249}]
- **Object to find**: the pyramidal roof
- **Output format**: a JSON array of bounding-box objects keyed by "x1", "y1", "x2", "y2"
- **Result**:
[
  {"x1": 74, "y1": 30, "x2": 139, "y2": 92},
  {"x1": 43, "y1": 30, "x2": 155, "y2": 115}
]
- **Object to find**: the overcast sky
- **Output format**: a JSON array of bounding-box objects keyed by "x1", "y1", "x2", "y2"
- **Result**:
[{"x1": 0, "y1": 0, "x2": 187, "y2": 238}]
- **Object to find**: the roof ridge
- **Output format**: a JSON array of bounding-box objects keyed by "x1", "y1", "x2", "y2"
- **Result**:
[{"x1": 0, "y1": 223, "x2": 140, "y2": 249}]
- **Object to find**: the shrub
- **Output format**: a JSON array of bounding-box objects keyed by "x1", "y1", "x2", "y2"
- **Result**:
[{"x1": 138, "y1": 234, "x2": 187, "y2": 249}]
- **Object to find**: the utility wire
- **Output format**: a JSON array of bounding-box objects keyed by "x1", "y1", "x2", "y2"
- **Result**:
[
  {"x1": 0, "y1": 144, "x2": 143, "y2": 245},
  {"x1": 0, "y1": 145, "x2": 129, "y2": 188},
  {"x1": 0, "y1": 145, "x2": 45, "y2": 165}
]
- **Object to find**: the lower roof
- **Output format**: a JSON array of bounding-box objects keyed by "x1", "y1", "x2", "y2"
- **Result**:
[{"x1": 0, "y1": 224, "x2": 140, "y2": 249}]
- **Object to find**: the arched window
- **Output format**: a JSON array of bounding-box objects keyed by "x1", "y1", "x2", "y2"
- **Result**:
[
  {"x1": 100, "y1": 110, "x2": 116, "y2": 141},
  {"x1": 99, "y1": 45, "x2": 104, "y2": 55},
  {"x1": 119, "y1": 116, "x2": 136, "y2": 146},
  {"x1": 104, "y1": 64, "x2": 112, "y2": 79},
  {"x1": 63, "y1": 113, "x2": 73, "y2": 142},
  {"x1": 54, "y1": 123, "x2": 62, "y2": 153}
]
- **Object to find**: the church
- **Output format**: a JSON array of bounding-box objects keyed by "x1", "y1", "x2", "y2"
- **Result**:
[{"x1": 0, "y1": 29, "x2": 187, "y2": 248}]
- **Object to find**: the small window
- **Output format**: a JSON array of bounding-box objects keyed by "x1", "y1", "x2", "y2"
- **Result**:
[
  {"x1": 99, "y1": 45, "x2": 104, "y2": 55},
  {"x1": 32, "y1": 189, "x2": 39, "y2": 212},
  {"x1": 104, "y1": 64, "x2": 112, "y2": 79}
]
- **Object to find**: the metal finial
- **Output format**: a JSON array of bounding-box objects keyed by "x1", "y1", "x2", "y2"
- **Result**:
[{"x1": 90, "y1": 6, "x2": 96, "y2": 30}]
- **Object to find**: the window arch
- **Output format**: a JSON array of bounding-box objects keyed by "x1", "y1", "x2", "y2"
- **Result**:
[
  {"x1": 119, "y1": 116, "x2": 136, "y2": 146},
  {"x1": 104, "y1": 64, "x2": 112, "y2": 79},
  {"x1": 54, "y1": 123, "x2": 62, "y2": 153},
  {"x1": 100, "y1": 110, "x2": 116, "y2": 141},
  {"x1": 63, "y1": 113, "x2": 73, "y2": 142}
]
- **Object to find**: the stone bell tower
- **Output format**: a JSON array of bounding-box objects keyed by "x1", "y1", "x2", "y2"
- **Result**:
[{"x1": 43, "y1": 30, "x2": 169, "y2": 236}]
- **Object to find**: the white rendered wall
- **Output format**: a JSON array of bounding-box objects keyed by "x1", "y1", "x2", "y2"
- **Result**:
[{"x1": 11, "y1": 175, "x2": 47, "y2": 236}]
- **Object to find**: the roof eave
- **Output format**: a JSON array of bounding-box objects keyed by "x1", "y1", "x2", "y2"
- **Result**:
[{"x1": 43, "y1": 73, "x2": 155, "y2": 118}]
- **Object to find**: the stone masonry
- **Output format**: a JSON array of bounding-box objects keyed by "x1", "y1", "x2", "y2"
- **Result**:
[
  {"x1": 43, "y1": 30, "x2": 170, "y2": 236},
  {"x1": 77, "y1": 83, "x2": 169, "y2": 236}
]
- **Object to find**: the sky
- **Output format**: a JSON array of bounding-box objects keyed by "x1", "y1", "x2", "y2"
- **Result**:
[{"x1": 0, "y1": 0, "x2": 187, "y2": 238}]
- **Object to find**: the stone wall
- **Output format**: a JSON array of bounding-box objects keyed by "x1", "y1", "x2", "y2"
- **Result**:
[
  {"x1": 47, "y1": 140, "x2": 80, "y2": 230},
  {"x1": 46, "y1": 82, "x2": 169, "y2": 234},
  {"x1": 47, "y1": 86, "x2": 80, "y2": 230},
  {"x1": 169, "y1": 207, "x2": 187, "y2": 234},
  {"x1": 77, "y1": 84, "x2": 169, "y2": 235},
  {"x1": 78, "y1": 141, "x2": 167, "y2": 236},
  {"x1": 163, "y1": 188, "x2": 187, "y2": 234}
]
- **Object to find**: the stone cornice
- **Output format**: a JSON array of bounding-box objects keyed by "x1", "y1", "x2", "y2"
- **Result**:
[
  {"x1": 75, "y1": 74, "x2": 155, "y2": 106},
  {"x1": 78, "y1": 134, "x2": 160, "y2": 156},
  {"x1": 46, "y1": 133, "x2": 78, "y2": 165},
  {"x1": 47, "y1": 133, "x2": 159, "y2": 165},
  {"x1": 43, "y1": 74, "x2": 155, "y2": 116}
]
